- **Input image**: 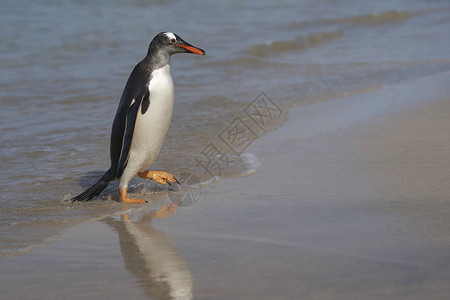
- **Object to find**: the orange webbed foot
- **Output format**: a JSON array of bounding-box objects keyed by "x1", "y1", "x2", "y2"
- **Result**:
[
  {"x1": 119, "y1": 187, "x2": 145, "y2": 204},
  {"x1": 138, "y1": 170, "x2": 179, "y2": 185}
]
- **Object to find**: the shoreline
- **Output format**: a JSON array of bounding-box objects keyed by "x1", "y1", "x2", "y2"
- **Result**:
[{"x1": 1, "y1": 72, "x2": 450, "y2": 299}]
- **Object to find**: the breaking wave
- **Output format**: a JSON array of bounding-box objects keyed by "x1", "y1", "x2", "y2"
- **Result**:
[
  {"x1": 246, "y1": 30, "x2": 343, "y2": 57},
  {"x1": 326, "y1": 10, "x2": 416, "y2": 25}
]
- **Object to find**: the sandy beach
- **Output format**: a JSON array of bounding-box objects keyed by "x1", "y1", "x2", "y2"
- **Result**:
[{"x1": 1, "y1": 72, "x2": 449, "y2": 299}]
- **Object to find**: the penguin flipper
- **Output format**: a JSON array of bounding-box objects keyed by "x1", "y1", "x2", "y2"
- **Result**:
[{"x1": 116, "y1": 89, "x2": 150, "y2": 177}]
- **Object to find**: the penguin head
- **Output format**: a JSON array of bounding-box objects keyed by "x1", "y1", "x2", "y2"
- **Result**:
[{"x1": 149, "y1": 32, "x2": 205, "y2": 57}]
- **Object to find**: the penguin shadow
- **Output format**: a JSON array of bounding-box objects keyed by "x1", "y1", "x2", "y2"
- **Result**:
[
  {"x1": 77, "y1": 170, "x2": 106, "y2": 189},
  {"x1": 103, "y1": 205, "x2": 193, "y2": 300}
]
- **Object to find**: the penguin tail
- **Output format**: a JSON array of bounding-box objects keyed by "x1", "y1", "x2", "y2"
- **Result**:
[{"x1": 71, "y1": 169, "x2": 114, "y2": 202}]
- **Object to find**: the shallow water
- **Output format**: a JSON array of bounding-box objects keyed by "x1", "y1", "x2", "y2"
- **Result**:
[{"x1": 1, "y1": 0, "x2": 450, "y2": 255}]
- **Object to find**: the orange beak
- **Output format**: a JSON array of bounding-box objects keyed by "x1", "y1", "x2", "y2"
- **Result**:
[{"x1": 177, "y1": 44, "x2": 205, "y2": 55}]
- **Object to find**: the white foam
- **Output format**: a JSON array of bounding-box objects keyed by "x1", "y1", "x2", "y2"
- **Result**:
[
  {"x1": 62, "y1": 194, "x2": 72, "y2": 202},
  {"x1": 240, "y1": 152, "x2": 261, "y2": 176}
]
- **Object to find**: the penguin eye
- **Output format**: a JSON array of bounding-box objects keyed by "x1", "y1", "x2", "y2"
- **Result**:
[{"x1": 170, "y1": 38, "x2": 176, "y2": 44}]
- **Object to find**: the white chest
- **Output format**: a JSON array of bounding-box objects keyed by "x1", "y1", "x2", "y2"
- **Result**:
[
  {"x1": 129, "y1": 65, "x2": 174, "y2": 169},
  {"x1": 147, "y1": 65, "x2": 174, "y2": 107}
]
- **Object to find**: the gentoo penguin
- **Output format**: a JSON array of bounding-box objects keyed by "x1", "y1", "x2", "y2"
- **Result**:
[{"x1": 72, "y1": 32, "x2": 205, "y2": 203}]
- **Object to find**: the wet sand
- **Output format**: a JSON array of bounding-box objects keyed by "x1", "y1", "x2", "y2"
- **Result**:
[{"x1": 1, "y1": 73, "x2": 450, "y2": 299}]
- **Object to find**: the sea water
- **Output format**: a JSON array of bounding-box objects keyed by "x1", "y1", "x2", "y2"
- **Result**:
[{"x1": 1, "y1": 0, "x2": 450, "y2": 255}]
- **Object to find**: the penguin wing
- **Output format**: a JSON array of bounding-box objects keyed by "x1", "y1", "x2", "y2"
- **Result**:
[{"x1": 110, "y1": 86, "x2": 150, "y2": 178}]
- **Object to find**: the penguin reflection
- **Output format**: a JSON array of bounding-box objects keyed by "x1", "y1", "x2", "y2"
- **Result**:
[{"x1": 104, "y1": 205, "x2": 192, "y2": 300}]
